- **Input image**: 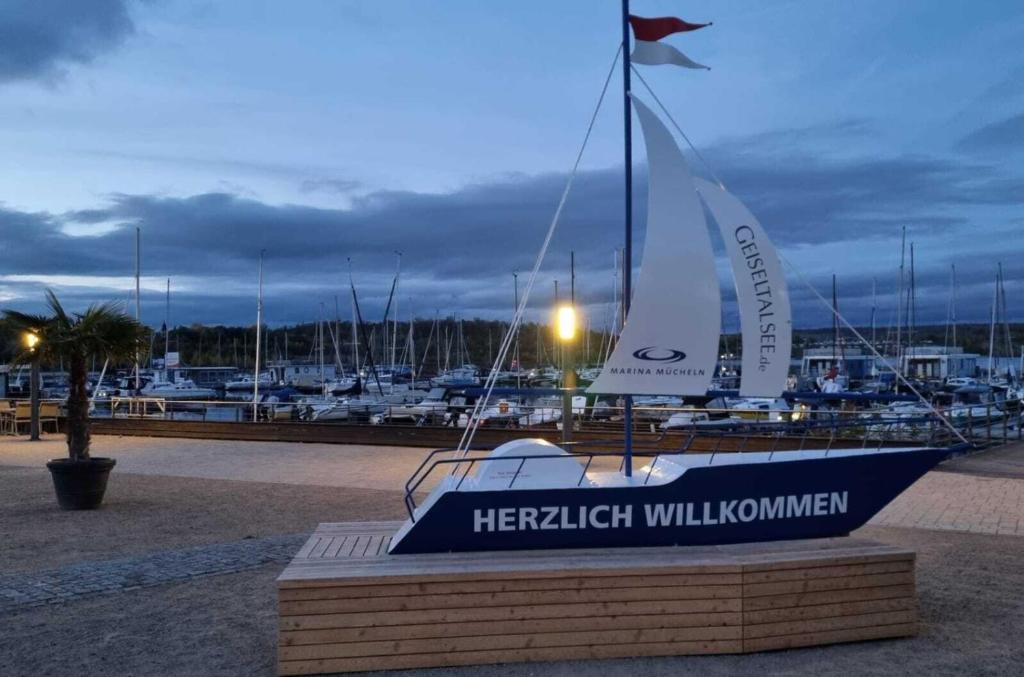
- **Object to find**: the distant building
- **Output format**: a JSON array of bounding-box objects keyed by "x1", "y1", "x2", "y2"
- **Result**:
[
  {"x1": 901, "y1": 346, "x2": 978, "y2": 380},
  {"x1": 266, "y1": 360, "x2": 337, "y2": 388},
  {"x1": 800, "y1": 347, "x2": 875, "y2": 381},
  {"x1": 155, "y1": 364, "x2": 239, "y2": 388}
]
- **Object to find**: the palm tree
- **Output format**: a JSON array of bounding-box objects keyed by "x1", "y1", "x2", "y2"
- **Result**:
[{"x1": 4, "y1": 290, "x2": 147, "y2": 460}]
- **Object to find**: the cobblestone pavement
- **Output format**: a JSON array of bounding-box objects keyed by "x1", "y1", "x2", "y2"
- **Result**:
[
  {"x1": 0, "y1": 533, "x2": 305, "y2": 613},
  {"x1": 870, "y1": 444, "x2": 1024, "y2": 536}
]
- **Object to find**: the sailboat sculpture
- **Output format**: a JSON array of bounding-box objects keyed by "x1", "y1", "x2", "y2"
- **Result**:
[{"x1": 388, "y1": 19, "x2": 953, "y2": 555}]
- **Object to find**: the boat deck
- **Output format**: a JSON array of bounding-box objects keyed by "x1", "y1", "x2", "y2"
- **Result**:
[{"x1": 277, "y1": 521, "x2": 918, "y2": 675}]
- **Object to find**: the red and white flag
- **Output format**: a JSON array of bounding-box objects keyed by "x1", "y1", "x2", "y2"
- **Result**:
[{"x1": 629, "y1": 14, "x2": 710, "y2": 70}]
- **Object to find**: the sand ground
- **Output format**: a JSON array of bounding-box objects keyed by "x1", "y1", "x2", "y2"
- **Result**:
[{"x1": 1, "y1": 435, "x2": 1022, "y2": 676}]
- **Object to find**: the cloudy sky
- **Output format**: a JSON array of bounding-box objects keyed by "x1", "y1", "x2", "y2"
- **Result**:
[{"x1": 1, "y1": 0, "x2": 1023, "y2": 332}]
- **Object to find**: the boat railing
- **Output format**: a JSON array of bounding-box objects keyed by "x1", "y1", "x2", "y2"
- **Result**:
[{"x1": 402, "y1": 447, "x2": 665, "y2": 522}]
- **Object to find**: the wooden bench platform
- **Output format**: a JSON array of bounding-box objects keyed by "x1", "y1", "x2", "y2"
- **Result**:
[{"x1": 277, "y1": 521, "x2": 917, "y2": 675}]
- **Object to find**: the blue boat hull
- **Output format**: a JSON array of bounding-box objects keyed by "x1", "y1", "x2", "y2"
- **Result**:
[{"x1": 389, "y1": 447, "x2": 949, "y2": 554}]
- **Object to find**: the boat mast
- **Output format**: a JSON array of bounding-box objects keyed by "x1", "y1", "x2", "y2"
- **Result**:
[
  {"x1": 347, "y1": 259, "x2": 359, "y2": 377},
  {"x1": 165, "y1": 278, "x2": 171, "y2": 367},
  {"x1": 908, "y1": 242, "x2": 915, "y2": 370},
  {"x1": 392, "y1": 251, "x2": 402, "y2": 391},
  {"x1": 621, "y1": 0, "x2": 634, "y2": 477},
  {"x1": 951, "y1": 264, "x2": 958, "y2": 349},
  {"x1": 894, "y1": 227, "x2": 905, "y2": 390},
  {"x1": 253, "y1": 249, "x2": 264, "y2": 422},
  {"x1": 870, "y1": 277, "x2": 876, "y2": 355},
  {"x1": 319, "y1": 302, "x2": 326, "y2": 396},
  {"x1": 134, "y1": 227, "x2": 141, "y2": 392},
  {"x1": 943, "y1": 265, "x2": 954, "y2": 352},
  {"x1": 513, "y1": 272, "x2": 521, "y2": 389},
  {"x1": 988, "y1": 272, "x2": 997, "y2": 384},
  {"x1": 831, "y1": 274, "x2": 838, "y2": 365},
  {"x1": 999, "y1": 262, "x2": 1014, "y2": 379}
]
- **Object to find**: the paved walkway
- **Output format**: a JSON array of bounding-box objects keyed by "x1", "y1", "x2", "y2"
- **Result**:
[
  {"x1": 0, "y1": 435, "x2": 424, "y2": 491},
  {"x1": 2, "y1": 435, "x2": 1022, "y2": 538},
  {"x1": 871, "y1": 472, "x2": 1022, "y2": 535},
  {"x1": 0, "y1": 533, "x2": 305, "y2": 613}
]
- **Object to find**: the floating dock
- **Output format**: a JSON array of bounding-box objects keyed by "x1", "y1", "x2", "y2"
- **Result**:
[{"x1": 276, "y1": 521, "x2": 918, "y2": 675}]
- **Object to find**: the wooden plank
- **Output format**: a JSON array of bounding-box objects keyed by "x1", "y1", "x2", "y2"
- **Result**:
[
  {"x1": 743, "y1": 596, "x2": 916, "y2": 626},
  {"x1": 280, "y1": 611, "x2": 743, "y2": 646},
  {"x1": 321, "y1": 537, "x2": 347, "y2": 559},
  {"x1": 744, "y1": 609, "x2": 918, "y2": 640},
  {"x1": 742, "y1": 559, "x2": 912, "y2": 584},
  {"x1": 311, "y1": 521, "x2": 405, "y2": 535},
  {"x1": 292, "y1": 537, "x2": 321, "y2": 560},
  {"x1": 743, "y1": 571, "x2": 914, "y2": 598},
  {"x1": 280, "y1": 625, "x2": 744, "y2": 661},
  {"x1": 278, "y1": 583, "x2": 742, "y2": 616},
  {"x1": 307, "y1": 537, "x2": 333, "y2": 559},
  {"x1": 278, "y1": 572, "x2": 744, "y2": 602},
  {"x1": 279, "y1": 597, "x2": 745, "y2": 631},
  {"x1": 742, "y1": 583, "x2": 915, "y2": 612},
  {"x1": 279, "y1": 557, "x2": 745, "y2": 586},
  {"x1": 738, "y1": 550, "x2": 913, "y2": 573},
  {"x1": 277, "y1": 639, "x2": 744, "y2": 675},
  {"x1": 741, "y1": 622, "x2": 918, "y2": 653},
  {"x1": 359, "y1": 535, "x2": 384, "y2": 558}
]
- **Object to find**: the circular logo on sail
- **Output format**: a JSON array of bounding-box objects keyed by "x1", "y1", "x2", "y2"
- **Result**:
[{"x1": 632, "y1": 346, "x2": 687, "y2": 363}]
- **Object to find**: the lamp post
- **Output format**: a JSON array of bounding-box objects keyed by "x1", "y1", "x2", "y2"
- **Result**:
[
  {"x1": 24, "y1": 331, "x2": 41, "y2": 441},
  {"x1": 556, "y1": 305, "x2": 577, "y2": 445}
]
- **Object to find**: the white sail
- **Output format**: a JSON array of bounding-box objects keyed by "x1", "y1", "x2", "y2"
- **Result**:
[
  {"x1": 589, "y1": 98, "x2": 720, "y2": 396},
  {"x1": 695, "y1": 178, "x2": 792, "y2": 397}
]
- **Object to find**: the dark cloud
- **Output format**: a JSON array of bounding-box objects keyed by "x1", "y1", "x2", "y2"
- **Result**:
[
  {"x1": 0, "y1": 0, "x2": 134, "y2": 83},
  {"x1": 3, "y1": 120, "x2": 1023, "y2": 326},
  {"x1": 955, "y1": 113, "x2": 1024, "y2": 154}
]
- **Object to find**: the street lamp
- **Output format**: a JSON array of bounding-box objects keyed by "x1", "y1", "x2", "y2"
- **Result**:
[
  {"x1": 555, "y1": 305, "x2": 578, "y2": 444},
  {"x1": 556, "y1": 306, "x2": 576, "y2": 342},
  {"x1": 23, "y1": 331, "x2": 41, "y2": 441}
]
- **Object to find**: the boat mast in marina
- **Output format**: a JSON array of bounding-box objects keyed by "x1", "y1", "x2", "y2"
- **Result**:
[
  {"x1": 895, "y1": 227, "x2": 906, "y2": 389},
  {"x1": 998, "y1": 263, "x2": 1014, "y2": 379},
  {"x1": 391, "y1": 251, "x2": 402, "y2": 391},
  {"x1": 134, "y1": 226, "x2": 141, "y2": 392},
  {"x1": 513, "y1": 272, "x2": 521, "y2": 388},
  {"x1": 253, "y1": 249, "x2": 264, "y2": 421},
  {"x1": 988, "y1": 270, "x2": 997, "y2": 384},
  {"x1": 164, "y1": 278, "x2": 171, "y2": 363},
  {"x1": 944, "y1": 264, "x2": 958, "y2": 352}
]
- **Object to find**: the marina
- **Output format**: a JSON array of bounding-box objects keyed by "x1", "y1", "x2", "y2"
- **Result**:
[{"x1": 1, "y1": 1, "x2": 1022, "y2": 676}]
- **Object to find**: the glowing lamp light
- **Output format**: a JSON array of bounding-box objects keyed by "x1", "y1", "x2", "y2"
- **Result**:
[
  {"x1": 23, "y1": 331, "x2": 40, "y2": 351},
  {"x1": 556, "y1": 305, "x2": 577, "y2": 342}
]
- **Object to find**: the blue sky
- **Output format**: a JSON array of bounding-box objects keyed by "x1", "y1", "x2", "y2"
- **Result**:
[{"x1": 1, "y1": 0, "x2": 1023, "y2": 331}]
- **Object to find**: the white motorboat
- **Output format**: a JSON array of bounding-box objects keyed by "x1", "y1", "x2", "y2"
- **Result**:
[
  {"x1": 431, "y1": 366, "x2": 480, "y2": 387},
  {"x1": 661, "y1": 407, "x2": 743, "y2": 431},
  {"x1": 224, "y1": 372, "x2": 275, "y2": 391},
  {"x1": 372, "y1": 387, "x2": 452, "y2": 425},
  {"x1": 140, "y1": 378, "x2": 217, "y2": 400},
  {"x1": 726, "y1": 397, "x2": 791, "y2": 422}
]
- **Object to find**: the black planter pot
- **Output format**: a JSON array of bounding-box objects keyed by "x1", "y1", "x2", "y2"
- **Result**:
[{"x1": 45, "y1": 457, "x2": 116, "y2": 510}]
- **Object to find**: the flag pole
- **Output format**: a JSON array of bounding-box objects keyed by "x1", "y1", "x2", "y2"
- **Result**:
[{"x1": 621, "y1": 0, "x2": 634, "y2": 478}]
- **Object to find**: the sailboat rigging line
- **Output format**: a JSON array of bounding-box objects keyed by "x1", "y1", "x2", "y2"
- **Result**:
[
  {"x1": 778, "y1": 253, "x2": 970, "y2": 446},
  {"x1": 454, "y1": 45, "x2": 623, "y2": 460},
  {"x1": 630, "y1": 66, "x2": 725, "y2": 191}
]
